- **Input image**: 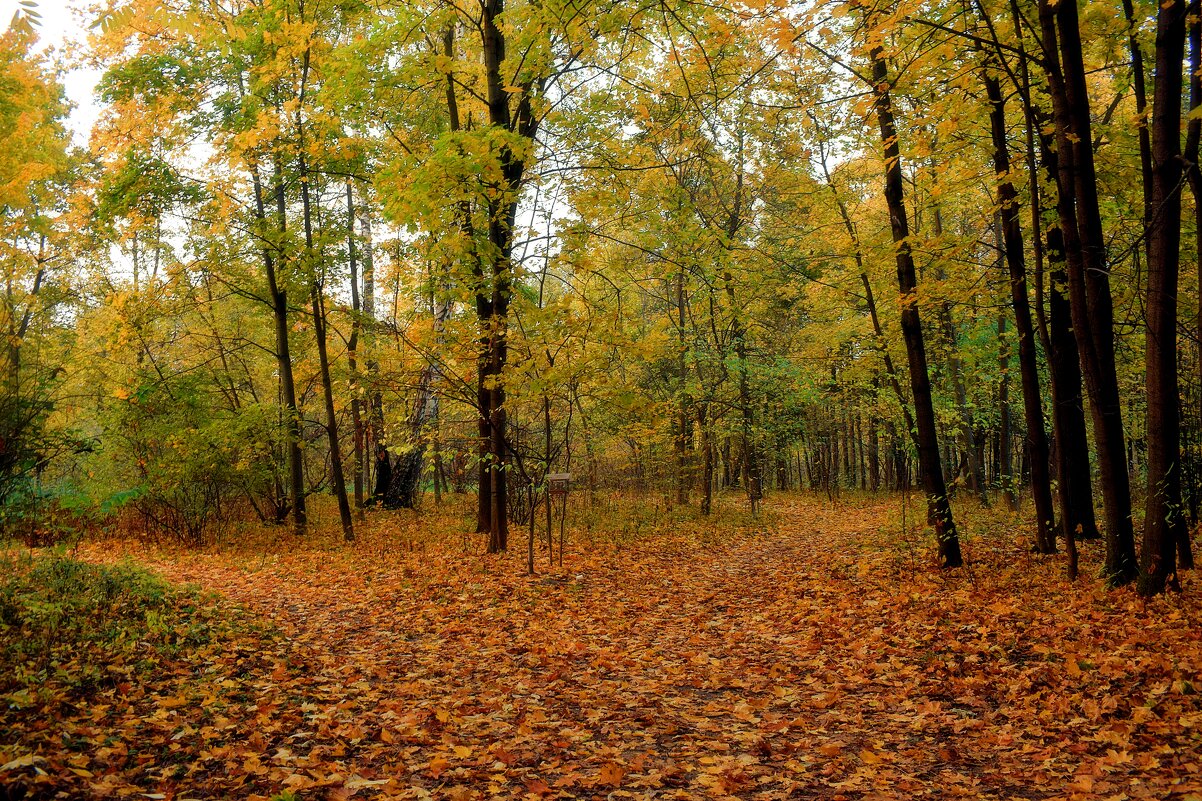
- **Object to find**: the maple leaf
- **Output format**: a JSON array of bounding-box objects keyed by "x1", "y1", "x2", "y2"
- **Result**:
[{"x1": 597, "y1": 761, "x2": 626, "y2": 788}]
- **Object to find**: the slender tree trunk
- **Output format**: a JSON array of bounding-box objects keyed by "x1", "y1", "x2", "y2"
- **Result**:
[
  {"x1": 675, "y1": 266, "x2": 689, "y2": 506},
  {"x1": 934, "y1": 217, "x2": 986, "y2": 504},
  {"x1": 385, "y1": 295, "x2": 452, "y2": 509},
  {"x1": 721, "y1": 137, "x2": 762, "y2": 513},
  {"x1": 359, "y1": 210, "x2": 383, "y2": 501},
  {"x1": 998, "y1": 314, "x2": 1016, "y2": 511},
  {"x1": 298, "y1": 155, "x2": 354, "y2": 542},
  {"x1": 1122, "y1": 0, "x2": 1154, "y2": 232},
  {"x1": 699, "y1": 404, "x2": 713, "y2": 515},
  {"x1": 252, "y1": 160, "x2": 306, "y2": 535},
  {"x1": 982, "y1": 64, "x2": 1055, "y2": 547},
  {"x1": 1183, "y1": 0, "x2": 1201, "y2": 571},
  {"x1": 1006, "y1": 0, "x2": 1086, "y2": 546},
  {"x1": 869, "y1": 40, "x2": 962, "y2": 567},
  {"x1": 1041, "y1": 0, "x2": 1139, "y2": 583},
  {"x1": 346, "y1": 184, "x2": 365, "y2": 519},
  {"x1": 869, "y1": 416, "x2": 881, "y2": 492},
  {"x1": 1032, "y1": 117, "x2": 1100, "y2": 547},
  {"x1": 1140, "y1": 0, "x2": 1188, "y2": 594}
]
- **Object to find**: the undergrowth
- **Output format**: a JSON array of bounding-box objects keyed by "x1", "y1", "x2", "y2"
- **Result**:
[{"x1": 0, "y1": 551, "x2": 246, "y2": 708}]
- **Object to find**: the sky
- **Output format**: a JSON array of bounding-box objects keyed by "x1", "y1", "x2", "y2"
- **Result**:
[{"x1": 2, "y1": 0, "x2": 102, "y2": 145}]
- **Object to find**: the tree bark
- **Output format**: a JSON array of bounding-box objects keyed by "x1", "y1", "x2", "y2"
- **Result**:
[
  {"x1": 251, "y1": 159, "x2": 306, "y2": 535},
  {"x1": 477, "y1": 0, "x2": 540, "y2": 550},
  {"x1": 1140, "y1": 0, "x2": 1188, "y2": 594},
  {"x1": 298, "y1": 153, "x2": 354, "y2": 542},
  {"x1": 359, "y1": 208, "x2": 383, "y2": 502},
  {"x1": 982, "y1": 64, "x2": 1055, "y2": 549},
  {"x1": 699, "y1": 404, "x2": 713, "y2": 515},
  {"x1": 384, "y1": 296, "x2": 451, "y2": 509},
  {"x1": 1121, "y1": 0, "x2": 1154, "y2": 233},
  {"x1": 346, "y1": 183, "x2": 365, "y2": 519},
  {"x1": 869, "y1": 40, "x2": 962, "y2": 567},
  {"x1": 1183, "y1": 0, "x2": 1200, "y2": 571},
  {"x1": 1041, "y1": 0, "x2": 1139, "y2": 583}
]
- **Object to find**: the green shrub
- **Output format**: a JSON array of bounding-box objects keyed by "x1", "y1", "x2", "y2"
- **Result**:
[{"x1": 0, "y1": 552, "x2": 234, "y2": 700}]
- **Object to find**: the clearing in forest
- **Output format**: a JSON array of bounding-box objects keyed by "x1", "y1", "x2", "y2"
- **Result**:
[{"x1": 2, "y1": 495, "x2": 1200, "y2": 800}]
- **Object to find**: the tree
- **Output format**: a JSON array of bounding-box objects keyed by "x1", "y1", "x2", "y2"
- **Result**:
[
  {"x1": 1039, "y1": 0, "x2": 1139, "y2": 585},
  {"x1": 863, "y1": 9, "x2": 962, "y2": 568},
  {"x1": 1140, "y1": 0, "x2": 1188, "y2": 594},
  {"x1": 0, "y1": 26, "x2": 73, "y2": 525}
]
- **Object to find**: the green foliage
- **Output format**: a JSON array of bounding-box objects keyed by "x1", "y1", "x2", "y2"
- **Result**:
[
  {"x1": 92, "y1": 387, "x2": 291, "y2": 544},
  {"x1": 0, "y1": 553, "x2": 234, "y2": 702}
]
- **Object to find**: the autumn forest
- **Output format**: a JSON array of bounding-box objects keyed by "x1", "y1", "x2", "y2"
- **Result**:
[{"x1": 1, "y1": 0, "x2": 1201, "y2": 797}]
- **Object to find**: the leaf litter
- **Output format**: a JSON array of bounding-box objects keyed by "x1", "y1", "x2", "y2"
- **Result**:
[{"x1": 3, "y1": 495, "x2": 1200, "y2": 800}]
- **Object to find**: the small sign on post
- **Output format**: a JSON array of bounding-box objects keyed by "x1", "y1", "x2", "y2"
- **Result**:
[
  {"x1": 545, "y1": 473, "x2": 571, "y2": 568},
  {"x1": 547, "y1": 472, "x2": 571, "y2": 496}
]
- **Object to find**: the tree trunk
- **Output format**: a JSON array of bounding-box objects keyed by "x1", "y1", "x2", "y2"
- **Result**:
[
  {"x1": 477, "y1": 0, "x2": 539, "y2": 551},
  {"x1": 721, "y1": 138, "x2": 762, "y2": 513},
  {"x1": 299, "y1": 154, "x2": 354, "y2": 542},
  {"x1": 1140, "y1": 0, "x2": 1188, "y2": 594},
  {"x1": 982, "y1": 64, "x2": 1055, "y2": 547},
  {"x1": 930, "y1": 194, "x2": 986, "y2": 505},
  {"x1": 252, "y1": 159, "x2": 305, "y2": 535},
  {"x1": 997, "y1": 314, "x2": 1016, "y2": 511},
  {"x1": 1183, "y1": 0, "x2": 1200, "y2": 571},
  {"x1": 346, "y1": 183, "x2": 365, "y2": 520},
  {"x1": 868, "y1": 416, "x2": 881, "y2": 492},
  {"x1": 1041, "y1": 0, "x2": 1139, "y2": 583},
  {"x1": 1032, "y1": 117, "x2": 1099, "y2": 547},
  {"x1": 699, "y1": 404, "x2": 713, "y2": 515},
  {"x1": 675, "y1": 266, "x2": 690, "y2": 506},
  {"x1": 1122, "y1": 0, "x2": 1154, "y2": 233},
  {"x1": 869, "y1": 40, "x2": 961, "y2": 567},
  {"x1": 360, "y1": 209, "x2": 383, "y2": 500}
]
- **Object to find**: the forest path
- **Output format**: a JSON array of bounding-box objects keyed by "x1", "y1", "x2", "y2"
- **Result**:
[{"x1": 83, "y1": 494, "x2": 1201, "y2": 800}]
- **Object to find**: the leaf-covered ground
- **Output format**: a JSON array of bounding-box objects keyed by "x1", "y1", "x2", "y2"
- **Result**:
[{"x1": 3, "y1": 494, "x2": 1201, "y2": 800}]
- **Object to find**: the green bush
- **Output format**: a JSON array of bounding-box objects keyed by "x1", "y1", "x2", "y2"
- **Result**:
[
  {"x1": 87, "y1": 375, "x2": 294, "y2": 544},
  {"x1": 0, "y1": 552, "x2": 233, "y2": 701}
]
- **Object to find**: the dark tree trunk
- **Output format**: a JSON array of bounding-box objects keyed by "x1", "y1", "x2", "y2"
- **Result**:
[
  {"x1": 1140, "y1": 0, "x2": 1188, "y2": 594},
  {"x1": 982, "y1": 65, "x2": 1055, "y2": 548},
  {"x1": 1122, "y1": 0, "x2": 1154, "y2": 232},
  {"x1": 700, "y1": 404, "x2": 713, "y2": 515},
  {"x1": 997, "y1": 314, "x2": 1016, "y2": 511},
  {"x1": 675, "y1": 267, "x2": 690, "y2": 506},
  {"x1": 386, "y1": 291, "x2": 452, "y2": 509},
  {"x1": 1183, "y1": 0, "x2": 1201, "y2": 571},
  {"x1": 869, "y1": 40, "x2": 962, "y2": 567},
  {"x1": 477, "y1": 0, "x2": 539, "y2": 551},
  {"x1": 1041, "y1": 0, "x2": 1139, "y2": 583},
  {"x1": 868, "y1": 417, "x2": 881, "y2": 492},
  {"x1": 1033, "y1": 118, "x2": 1099, "y2": 547}
]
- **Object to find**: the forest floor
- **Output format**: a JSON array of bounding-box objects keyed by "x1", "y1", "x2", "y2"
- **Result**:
[{"x1": 2, "y1": 492, "x2": 1201, "y2": 800}]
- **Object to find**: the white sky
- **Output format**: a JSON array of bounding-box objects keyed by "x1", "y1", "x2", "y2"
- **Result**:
[{"x1": 2, "y1": 0, "x2": 102, "y2": 145}]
